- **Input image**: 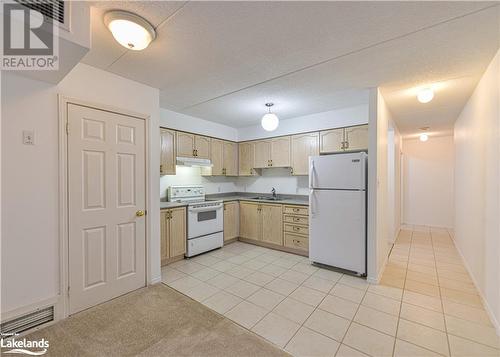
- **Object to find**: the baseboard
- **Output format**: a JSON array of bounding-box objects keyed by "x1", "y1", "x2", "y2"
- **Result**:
[
  {"x1": 451, "y1": 239, "x2": 500, "y2": 336},
  {"x1": 150, "y1": 276, "x2": 162, "y2": 285},
  {"x1": 367, "y1": 248, "x2": 389, "y2": 284}
]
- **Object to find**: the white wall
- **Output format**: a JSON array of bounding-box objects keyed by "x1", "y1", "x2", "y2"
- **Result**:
[
  {"x1": 402, "y1": 135, "x2": 454, "y2": 228},
  {"x1": 161, "y1": 109, "x2": 238, "y2": 141},
  {"x1": 1, "y1": 63, "x2": 161, "y2": 317},
  {"x1": 454, "y1": 48, "x2": 500, "y2": 331},
  {"x1": 237, "y1": 104, "x2": 368, "y2": 141}
]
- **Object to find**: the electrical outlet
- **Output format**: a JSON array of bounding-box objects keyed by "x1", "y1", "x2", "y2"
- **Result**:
[{"x1": 23, "y1": 130, "x2": 35, "y2": 145}]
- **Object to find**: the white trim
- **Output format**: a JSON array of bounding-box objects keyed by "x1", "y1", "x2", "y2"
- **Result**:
[
  {"x1": 0, "y1": 296, "x2": 59, "y2": 323},
  {"x1": 150, "y1": 276, "x2": 162, "y2": 285},
  {"x1": 452, "y1": 238, "x2": 500, "y2": 336},
  {"x1": 367, "y1": 250, "x2": 389, "y2": 284},
  {"x1": 58, "y1": 96, "x2": 151, "y2": 319}
]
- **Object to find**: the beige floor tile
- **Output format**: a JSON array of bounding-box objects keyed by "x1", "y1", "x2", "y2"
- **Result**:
[
  {"x1": 394, "y1": 339, "x2": 442, "y2": 357},
  {"x1": 273, "y1": 297, "x2": 315, "y2": 324},
  {"x1": 259, "y1": 263, "x2": 288, "y2": 277},
  {"x1": 226, "y1": 265, "x2": 254, "y2": 279},
  {"x1": 445, "y1": 315, "x2": 500, "y2": 349},
  {"x1": 331, "y1": 283, "x2": 366, "y2": 303},
  {"x1": 439, "y1": 278, "x2": 477, "y2": 294},
  {"x1": 368, "y1": 284, "x2": 403, "y2": 301},
  {"x1": 335, "y1": 344, "x2": 370, "y2": 357},
  {"x1": 184, "y1": 282, "x2": 220, "y2": 302},
  {"x1": 242, "y1": 258, "x2": 269, "y2": 270},
  {"x1": 443, "y1": 300, "x2": 493, "y2": 326},
  {"x1": 224, "y1": 300, "x2": 269, "y2": 329},
  {"x1": 285, "y1": 326, "x2": 340, "y2": 357},
  {"x1": 291, "y1": 262, "x2": 320, "y2": 275},
  {"x1": 302, "y1": 275, "x2": 336, "y2": 293},
  {"x1": 405, "y1": 279, "x2": 441, "y2": 298},
  {"x1": 362, "y1": 292, "x2": 401, "y2": 316},
  {"x1": 397, "y1": 319, "x2": 449, "y2": 356},
  {"x1": 380, "y1": 275, "x2": 406, "y2": 289},
  {"x1": 247, "y1": 288, "x2": 286, "y2": 311},
  {"x1": 224, "y1": 279, "x2": 261, "y2": 299},
  {"x1": 438, "y1": 270, "x2": 473, "y2": 283},
  {"x1": 354, "y1": 305, "x2": 398, "y2": 336},
  {"x1": 400, "y1": 303, "x2": 445, "y2": 331},
  {"x1": 167, "y1": 276, "x2": 203, "y2": 293},
  {"x1": 174, "y1": 261, "x2": 206, "y2": 274},
  {"x1": 403, "y1": 290, "x2": 442, "y2": 312},
  {"x1": 252, "y1": 312, "x2": 301, "y2": 348},
  {"x1": 408, "y1": 263, "x2": 437, "y2": 276},
  {"x1": 190, "y1": 267, "x2": 221, "y2": 281},
  {"x1": 313, "y1": 269, "x2": 344, "y2": 282},
  {"x1": 202, "y1": 290, "x2": 242, "y2": 314},
  {"x1": 448, "y1": 334, "x2": 500, "y2": 356},
  {"x1": 280, "y1": 270, "x2": 310, "y2": 284},
  {"x1": 206, "y1": 272, "x2": 240, "y2": 289},
  {"x1": 226, "y1": 254, "x2": 252, "y2": 265},
  {"x1": 191, "y1": 254, "x2": 221, "y2": 266},
  {"x1": 344, "y1": 322, "x2": 395, "y2": 357},
  {"x1": 304, "y1": 309, "x2": 350, "y2": 341},
  {"x1": 243, "y1": 271, "x2": 276, "y2": 286},
  {"x1": 274, "y1": 258, "x2": 299, "y2": 269},
  {"x1": 289, "y1": 286, "x2": 327, "y2": 307},
  {"x1": 338, "y1": 275, "x2": 370, "y2": 291},
  {"x1": 161, "y1": 267, "x2": 187, "y2": 284},
  {"x1": 406, "y1": 270, "x2": 439, "y2": 286},
  {"x1": 318, "y1": 294, "x2": 359, "y2": 320},
  {"x1": 212, "y1": 260, "x2": 239, "y2": 273},
  {"x1": 266, "y1": 278, "x2": 300, "y2": 296},
  {"x1": 440, "y1": 288, "x2": 482, "y2": 308}
]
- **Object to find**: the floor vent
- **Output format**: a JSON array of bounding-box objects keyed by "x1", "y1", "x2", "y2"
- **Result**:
[
  {"x1": 15, "y1": 0, "x2": 66, "y2": 26},
  {"x1": 1, "y1": 306, "x2": 54, "y2": 336}
]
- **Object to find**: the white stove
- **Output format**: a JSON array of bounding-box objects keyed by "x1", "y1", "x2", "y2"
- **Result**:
[{"x1": 168, "y1": 185, "x2": 223, "y2": 257}]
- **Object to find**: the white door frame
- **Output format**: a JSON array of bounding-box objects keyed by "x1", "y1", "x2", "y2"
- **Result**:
[{"x1": 57, "y1": 95, "x2": 151, "y2": 319}]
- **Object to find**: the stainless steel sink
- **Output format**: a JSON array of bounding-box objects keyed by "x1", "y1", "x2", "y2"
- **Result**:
[{"x1": 251, "y1": 196, "x2": 282, "y2": 201}]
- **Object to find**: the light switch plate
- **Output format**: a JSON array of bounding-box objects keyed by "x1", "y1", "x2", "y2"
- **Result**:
[{"x1": 23, "y1": 130, "x2": 35, "y2": 145}]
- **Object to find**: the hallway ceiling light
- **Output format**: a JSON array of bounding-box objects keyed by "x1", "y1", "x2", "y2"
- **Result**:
[
  {"x1": 417, "y1": 88, "x2": 434, "y2": 103},
  {"x1": 261, "y1": 103, "x2": 279, "y2": 131},
  {"x1": 104, "y1": 11, "x2": 156, "y2": 51},
  {"x1": 419, "y1": 133, "x2": 429, "y2": 142}
]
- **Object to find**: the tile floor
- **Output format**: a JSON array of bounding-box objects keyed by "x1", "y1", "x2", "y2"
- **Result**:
[{"x1": 162, "y1": 226, "x2": 500, "y2": 357}]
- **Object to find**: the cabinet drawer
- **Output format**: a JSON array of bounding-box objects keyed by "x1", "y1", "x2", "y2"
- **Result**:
[
  {"x1": 283, "y1": 205, "x2": 308, "y2": 216},
  {"x1": 283, "y1": 215, "x2": 308, "y2": 226},
  {"x1": 284, "y1": 233, "x2": 309, "y2": 251},
  {"x1": 284, "y1": 223, "x2": 309, "y2": 236}
]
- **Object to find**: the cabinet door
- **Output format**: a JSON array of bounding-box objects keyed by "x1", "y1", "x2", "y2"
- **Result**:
[
  {"x1": 224, "y1": 201, "x2": 239, "y2": 241},
  {"x1": 176, "y1": 132, "x2": 195, "y2": 157},
  {"x1": 270, "y1": 136, "x2": 291, "y2": 167},
  {"x1": 254, "y1": 140, "x2": 271, "y2": 168},
  {"x1": 223, "y1": 141, "x2": 238, "y2": 176},
  {"x1": 238, "y1": 142, "x2": 256, "y2": 176},
  {"x1": 261, "y1": 204, "x2": 283, "y2": 245},
  {"x1": 344, "y1": 124, "x2": 368, "y2": 151},
  {"x1": 160, "y1": 129, "x2": 176, "y2": 175},
  {"x1": 160, "y1": 210, "x2": 170, "y2": 263},
  {"x1": 239, "y1": 202, "x2": 261, "y2": 240},
  {"x1": 210, "y1": 139, "x2": 224, "y2": 175},
  {"x1": 194, "y1": 135, "x2": 210, "y2": 159},
  {"x1": 169, "y1": 207, "x2": 186, "y2": 257},
  {"x1": 320, "y1": 128, "x2": 344, "y2": 153},
  {"x1": 290, "y1": 132, "x2": 319, "y2": 175}
]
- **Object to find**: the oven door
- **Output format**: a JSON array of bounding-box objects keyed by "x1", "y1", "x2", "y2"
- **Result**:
[{"x1": 187, "y1": 203, "x2": 223, "y2": 239}]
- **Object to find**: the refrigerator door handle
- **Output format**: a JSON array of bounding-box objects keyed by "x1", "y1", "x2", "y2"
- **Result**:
[
  {"x1": 310, "y1": 189, "x2": 315, "y2": 215},
  {"x1": 309, "y1": 159, "x2": 314, "y2": 188}
]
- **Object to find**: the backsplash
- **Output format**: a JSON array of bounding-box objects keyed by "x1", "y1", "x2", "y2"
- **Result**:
[{"x1": 160, "y1": 166, "x2": 309, "y2": 200}]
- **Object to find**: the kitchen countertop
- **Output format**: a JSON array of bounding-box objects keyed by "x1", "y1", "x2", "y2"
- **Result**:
[{"x1": 160, "y1": 192, "x2": 308, "y2": 209}]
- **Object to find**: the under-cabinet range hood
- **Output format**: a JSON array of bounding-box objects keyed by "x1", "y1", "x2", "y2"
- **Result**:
[{"x1": 176, "y1": 156, "x2": 213, "y2": 167}]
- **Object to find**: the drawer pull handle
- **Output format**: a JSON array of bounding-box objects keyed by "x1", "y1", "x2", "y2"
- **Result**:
[
  {"x1": 293, "y1": 218, "x2": 299, "y2": 222},
  {"x1": 293, "y1": 227, "x2": 300, "y2": 231},
  {"x1": 293, "y1": 208, "x2": 299, "y2": 212}
]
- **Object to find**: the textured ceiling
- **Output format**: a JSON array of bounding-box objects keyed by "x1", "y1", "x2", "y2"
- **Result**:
[{"x1": 82, "y1": 1, "x2": 500, "y2": 134}]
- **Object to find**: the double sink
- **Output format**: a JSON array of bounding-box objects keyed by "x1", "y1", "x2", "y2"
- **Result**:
[{"x1": 251, "y1": 196, "x2": 283, "y2": 201}]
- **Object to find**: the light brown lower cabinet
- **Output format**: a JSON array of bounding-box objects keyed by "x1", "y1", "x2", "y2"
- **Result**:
[
  {"x1": 239, "y1": 202, "x2": 261, "y2": 240},
  {"x1": 161, "y1": 207, "x2": 186, "y2": 265},
  {"x1": 223, "y1": 201, "x2": 239, "y2": 241},
  {"x1": 239, "y1": 201, "x2": 282, "y2": 245},
  {"x1": 261, "y1": 204, "x2": 283, "y2": 245}
]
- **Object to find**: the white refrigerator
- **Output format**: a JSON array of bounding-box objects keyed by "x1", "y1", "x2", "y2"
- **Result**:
[{"x1": 309, "y1": 152, "x2": 367, "y2": 275}]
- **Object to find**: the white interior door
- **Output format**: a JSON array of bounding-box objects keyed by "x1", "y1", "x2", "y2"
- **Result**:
[{"x1": 68, "y1": 103, "x2": 146, "y2": 314}]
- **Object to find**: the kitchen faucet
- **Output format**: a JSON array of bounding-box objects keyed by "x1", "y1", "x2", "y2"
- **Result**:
[{"x1": 271, "y1": 187, "x2": 277, "y2": 198}]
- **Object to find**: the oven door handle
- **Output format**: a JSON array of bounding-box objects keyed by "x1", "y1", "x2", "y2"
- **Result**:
[{"x1": 189, "y1": 204, "x2": 223, "y2": 213}]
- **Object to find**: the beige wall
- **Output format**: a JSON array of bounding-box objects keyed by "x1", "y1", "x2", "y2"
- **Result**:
[{"x1": 454, "y1": 48, "x2": 500, "y2": 332}]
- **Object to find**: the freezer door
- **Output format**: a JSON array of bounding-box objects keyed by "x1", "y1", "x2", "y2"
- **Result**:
[
  {"x1": 309, "y1": 152, "x2": 366, "y2": 190},
  {"x1": 309, "y1": 189, "x2": 366, "y2": 274}
]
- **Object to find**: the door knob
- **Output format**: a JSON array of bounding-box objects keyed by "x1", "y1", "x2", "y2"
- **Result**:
[{"x1": 136, "y1": 210, "x2": 145, "y2": 217}]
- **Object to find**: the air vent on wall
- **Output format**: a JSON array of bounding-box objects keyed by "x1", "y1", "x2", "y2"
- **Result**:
[
  {"x1": 0, "y1": 306, "x2": 54, "y2": 336},
  {"x1": 15, "y1": 0, "x2": 65, "y2": 25}
]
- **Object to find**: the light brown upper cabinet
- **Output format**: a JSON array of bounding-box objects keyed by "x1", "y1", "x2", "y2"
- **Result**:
[
  {"x1": 209, "y1": 138, "x2": 224, "y2": 175},
  {"x1": 320, "y1": 124, "x2": 368, "y2": 153},
  {"x1": 160, "y1": 128, "x2": 176, "y2": 175},
  {"x1": 254, "y1": 140, "x2": 271, "y2": 168},
  {"x1": 223, "y1": 201, "x2": 239, "y2": 241},
  {"x1": 344, "y1": 124, "x2": 369, "y2": 151},
  {"x1": 271, "y1": 136, "x2": 291, "y2": 167},
  {"x1": 291, "y1": 133, "x2": 319, "y2": 175},
  {"x1": 223, "y1": 141, "x2": 238, "y2": 176},
  {"x1": 176, "y1": 132, "x2": 210, "y2": 158},
  {"x1": 238, "y1": 142, "x2": 257, "y2": 176}
]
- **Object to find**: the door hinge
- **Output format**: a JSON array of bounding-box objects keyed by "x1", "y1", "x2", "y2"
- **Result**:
[
  {"x1": 67, "y1": 285, "x2": 70, "y2": 296},
  {"x1": 66, "y1": 122, "x2": 69, "y2": 135}
]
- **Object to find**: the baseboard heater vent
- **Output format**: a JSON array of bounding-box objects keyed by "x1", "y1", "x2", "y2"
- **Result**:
[{"x1": 1, "y1": 306, "x2": 54, "y2": 335}]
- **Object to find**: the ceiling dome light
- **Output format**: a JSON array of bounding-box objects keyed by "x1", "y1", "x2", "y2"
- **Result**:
[
  {"x1": 261, "y1": 103, "x2": 279, "y2": 131},
  {"x1": 104, "y1": 11, "x2": 156, "y2": 51},
  {"x1": 419, "y1": 133, "x2": 429, "y2": 142},
  {"x1": 417, "y1": 88, "x2": 434, "y2": 103}
]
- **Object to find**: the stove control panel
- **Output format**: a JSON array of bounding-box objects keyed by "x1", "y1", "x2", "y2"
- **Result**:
[{"x1": 168, "y1": 185, "x2": 205, "y2": 202}]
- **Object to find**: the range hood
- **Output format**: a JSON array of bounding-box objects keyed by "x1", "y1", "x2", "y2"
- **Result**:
[{"x1": 176, "y1": 156, "x2": 213, "y2": 167}]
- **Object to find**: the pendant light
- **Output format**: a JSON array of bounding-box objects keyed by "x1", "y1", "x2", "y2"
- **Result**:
[
  {"x1": 261, "y1": 103, "x2": 279, "y2": 131},
  {"x1": 104, "y1": 11, "x2": 156, "y2": 51}
]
